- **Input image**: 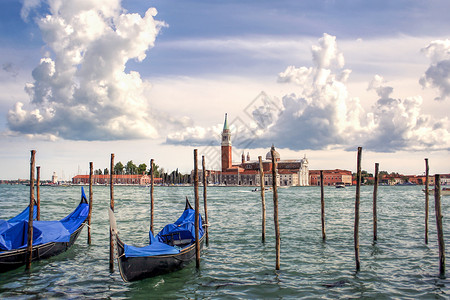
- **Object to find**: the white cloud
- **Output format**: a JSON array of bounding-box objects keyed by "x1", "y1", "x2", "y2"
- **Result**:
[
  {"x1": 419, "y1": 39, "x2": 450, "y2": 101},
  {"x1": 8, "y1": 0, "x2": 169, "y2": 140},
  {"x1": 166, "y1": 33, "x2": 450, "y2": 153}
]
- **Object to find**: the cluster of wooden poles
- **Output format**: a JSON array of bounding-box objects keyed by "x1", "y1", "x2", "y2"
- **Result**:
[
  {"x1": 24, "y1": 150, "x2": 94, "y2": 270},
  {"x1": 22, "y1": 147, "x2": 445, "y2": 277},
  {"x1": 258, "y1": 146, "x2": 446, "y2": 277},
  {"x1": 108, "y1": 150, "x2": 210, "y2": 272}
]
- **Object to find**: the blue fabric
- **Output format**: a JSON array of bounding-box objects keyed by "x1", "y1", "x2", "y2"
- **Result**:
[
  {"x1": 124, "y1": 235, "x2": 180, "y2": 257},
  {"x1": 123, "y1": 208, "x2": 204, "y2": 258},
  {"x1": 156, "y1": 209, "x2": 204, "y2": 244},
  {"x1": 60, "y1": 203, "x2": 89, "y2": 232},
  {"x1": 0, "y1": 188, "x2": 89, "y2": 251},
  {"x1": 0, "y1": 205, "x2": 38, "y2": 234},
  {"x1": 8, "y1": 205, "x2": 38, "y2": 224},
  {"x1": 0, "y1": 221, "x2": 43, "y2": 251}
]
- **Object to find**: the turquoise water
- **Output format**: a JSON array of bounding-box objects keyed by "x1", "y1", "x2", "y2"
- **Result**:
[{"x1": 0, "y1": 184, "x2": 449, "y2": 299}]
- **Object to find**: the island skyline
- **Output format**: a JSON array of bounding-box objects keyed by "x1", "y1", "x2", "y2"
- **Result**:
[{"x1": 0, "y1": 1, "x2": 449, "y2": 180}]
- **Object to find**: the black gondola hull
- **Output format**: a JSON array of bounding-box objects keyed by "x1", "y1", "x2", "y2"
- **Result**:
[
  {"x1": 116, "y1": 234, "x2": 205, "y2": 282},
  {"x1": 0, "y1": 223, "x2": 86, "y2": 273}
]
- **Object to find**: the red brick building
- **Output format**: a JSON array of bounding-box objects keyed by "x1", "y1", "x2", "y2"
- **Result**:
[
  {"x1": 72, "y1": 174, "x2": 162, "y2": 185},
  {"x1": 309, "y1": 169, "x2": 352, "y2": 186}
]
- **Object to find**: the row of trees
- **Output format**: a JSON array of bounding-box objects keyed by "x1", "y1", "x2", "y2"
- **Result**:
[
  {"x1": 92, "y1": 160, "x2": 192, "y2": 185},
  {"x1": 93, "y1": 160, "x2": 151, "y2": 176},
  {"x1": 352, "y1": 170, "x2": 409, "y2": 185}
]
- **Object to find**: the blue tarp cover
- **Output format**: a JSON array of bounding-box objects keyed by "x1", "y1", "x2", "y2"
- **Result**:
[
  {"x1": 0, "y1": 189, "x2": 89, "y2": 251},
  {"x1": 124, "y1": 234, "x2": 180, "y2": 257},
  {"x1": 156, "y1": 208, "x2": 204, "y2": 243},
  {"x1": 0, "y1": 205, "x2": 37, "y2": 234},
  {"x1": 123, "y1": 208, "x2": 203, "y2": 258}
]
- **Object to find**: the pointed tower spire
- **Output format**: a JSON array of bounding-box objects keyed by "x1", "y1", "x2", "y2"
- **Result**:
[
  {"x1": 223, "y1": 113, "x2": 229, "y2": 130},
  {"x1": 221, "y1": 113, "x2": 232, "y2": 171}
]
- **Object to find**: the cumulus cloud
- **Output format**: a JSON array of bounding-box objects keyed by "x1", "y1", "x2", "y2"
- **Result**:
[
  {"x1": 420, "y1": 39, "x2": 450, "y2": 101},
  {"x1": 365, "y1": 75, "x2": 450, "y2": 151},
  {"x1": 8, "y1": 0, "x2": 167, "y2": 140},
  {"x1": 166, "y1": 125, "x2": 222, "y2": 146},
  {"x1": 166, "y1": 33, "x2": 450, "y2": 153}
]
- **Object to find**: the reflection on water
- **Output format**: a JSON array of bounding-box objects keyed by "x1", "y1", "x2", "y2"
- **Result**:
[{"x1": 0, "y1": 184, "x2": 449, "y2": 298}]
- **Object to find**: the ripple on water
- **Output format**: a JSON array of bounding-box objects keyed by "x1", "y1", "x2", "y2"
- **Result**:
[{"x1": 1, "y1": 185, "x2": 449, "y2": 298}]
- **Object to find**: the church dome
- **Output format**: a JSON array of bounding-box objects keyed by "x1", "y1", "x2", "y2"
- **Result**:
[
  {"x1": 301, "y1": 154, "x2": 308, "y2": 164},
  {"x1": 266, "y1": 145, "x2": 280, "y2": 160}
]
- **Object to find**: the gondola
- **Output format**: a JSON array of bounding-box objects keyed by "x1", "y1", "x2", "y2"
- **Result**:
[
  {"x1": 0, "y1": 188, "x2": 89, "y2": 272},
  {"x1": 109, "y1": 199, "x2": 205, "y2": 282}
]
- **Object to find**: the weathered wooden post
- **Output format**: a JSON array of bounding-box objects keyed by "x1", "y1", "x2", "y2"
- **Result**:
[
  {"x1": 373, "y1": 163, "x2": 379, "y2": 242},
  {"x1": 36, "y1": 166, "x2": 41, "y2": 221},
  {"x1": 109, "y1": 153, "x2": 115, "y2": 273},
  {"x1": 354, "y1": 147, "x2": 362, "y2": 272},
  {"x1": 258, "y1": 156, "x2": 266, "y2": 243},
  {"x1": 88, "y1": 162, "x2": 93, "y2": 245},
  {"x1": 194, "y1": 149, "x2": 200, "y2": 269},
  {"x1": 26, "y1": 150, "x2": 36, "y2": 270},
  {"x1": 425, "y1": 158, "x2": 429, "y2": 244},
  {"x1": 150, "y1": 159, "x2": 154, "y2": 235},
  {"x1": 320, "y1": 170, "x2": 326, "y2": 241},
  {"x1": 271, "y1": 148, "x2": 280, "y2": 270},
  {"x1": 202, "y1": 155, "x2": 209, "y2": 246},
  {"x1": 434, "y1": 174, "x2": 445, "y2": 277}
]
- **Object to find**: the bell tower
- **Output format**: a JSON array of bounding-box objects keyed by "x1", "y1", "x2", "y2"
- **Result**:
[{"x1": 221, "y1": 113, "x2": 232, "y2": 171}]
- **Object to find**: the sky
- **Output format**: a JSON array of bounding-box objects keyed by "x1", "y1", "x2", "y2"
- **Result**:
[{"x1": 0, "y1": 0, "x2": 449, "y2": 180}]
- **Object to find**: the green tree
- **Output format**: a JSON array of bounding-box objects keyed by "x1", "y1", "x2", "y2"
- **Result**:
[
  {"x1": 104, "y1": 168, "x2": 109, "y2": 175},
  {"x1": 138, "y1": 163, "x2": 147, "y2": 175},
  {"x1": 125, "y1": 160, "x2": 138, "y2": 175},
  {"x1": 114, "y1": 162, "x2": 124, "y2": 175},
  {"x1": 150, "y1": 162, "x2": 160, "y2": 178},
  {"x1": 94, "y1": 169, "x2": 102, "y2": 175},
  {"x1": 158, "y1": 167, "x2": 164, "y2": 179}
]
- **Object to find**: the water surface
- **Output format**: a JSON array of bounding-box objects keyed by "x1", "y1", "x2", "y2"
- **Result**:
[{"x1": 0, "y1": 184, "x2": 448, "y2": 299}]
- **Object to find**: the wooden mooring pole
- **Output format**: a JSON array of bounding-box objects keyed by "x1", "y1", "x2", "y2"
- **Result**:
[
  {"x1": 434, "y1": 174, "x2": 445, "y2": 277},
  {"x1": 320, "y1": 170, "x2": 326, "y2": 241},
  {"x1": 373, "y1": 163, "x2": 379, "y2": 242},
  {"x1": 88, "y1": 162, "x2": 93, "y2": 245},
  {"x1": 150, "y1": 159, "x2": 154, "y2": 235},
  {"x1": 425, "y1": 158, "x2": 429, "y2": 244},
  {"x1": 26, "y1": 150, "x2": 36, "y2": 270},
  {"x1": 109, "y1": 153, "x2": 115, "y2": 273},
  {"x1": 36, "y1": 166, "x2": 41, "y2": 221},
  {"x1": 271, "y1": 148, "x2": 280, "y2": 270},
  {"x1": 194, "y1": 149, "x2": 200, "y2": 269},
  {"x1": 354, "y1": 147, "x2": 362, "y2": 272},
  {"x1": 202, "y1": 155, "x2": 209, "y2": 246},
  {"x1": 258, "y1": 156, "x2": 266, "y2": 243}
]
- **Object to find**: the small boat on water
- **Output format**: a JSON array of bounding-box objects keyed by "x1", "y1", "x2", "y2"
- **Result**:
[
  {"x1": 251, "y1": 187, "x2": 272, "y2": 192},
  {"x1": 423, "y1": 187, "x2": 450, "y2": 196},
  {"x1": 335, "y1": 182, "x2": 346, "y2": 188},
  {"x1": 109, "y1": 198, "x2": 205, "y2": 282},
  {"x1": 0, "y1": 188, "x2": 89, "y2": 273}
]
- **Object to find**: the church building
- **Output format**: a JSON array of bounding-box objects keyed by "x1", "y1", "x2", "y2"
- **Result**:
[{"x1": 203, "y1": 114, "x2": 309, "y2": 186}]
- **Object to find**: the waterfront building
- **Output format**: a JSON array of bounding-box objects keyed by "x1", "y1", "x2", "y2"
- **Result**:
[
  {"x1": 200, "y1": 114, "x2": 309, "y2": 186},
  {"x1": 309, "y1": 169, "x2": 352, "y2": 186},
  {"x1": 72, "y1": 174, "x2": 162, "y2": 185}
]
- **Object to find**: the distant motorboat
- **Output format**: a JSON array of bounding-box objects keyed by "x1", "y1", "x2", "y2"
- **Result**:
[
  {"x1": 396, "y1": 182, "x2": 416, "y2": 186},
  {"x1": 335, "y1": 182, "x2": 345, "y2": 189},
  {"x1": 251, "y1": 187, "x2": 272, "y2": 192}
]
